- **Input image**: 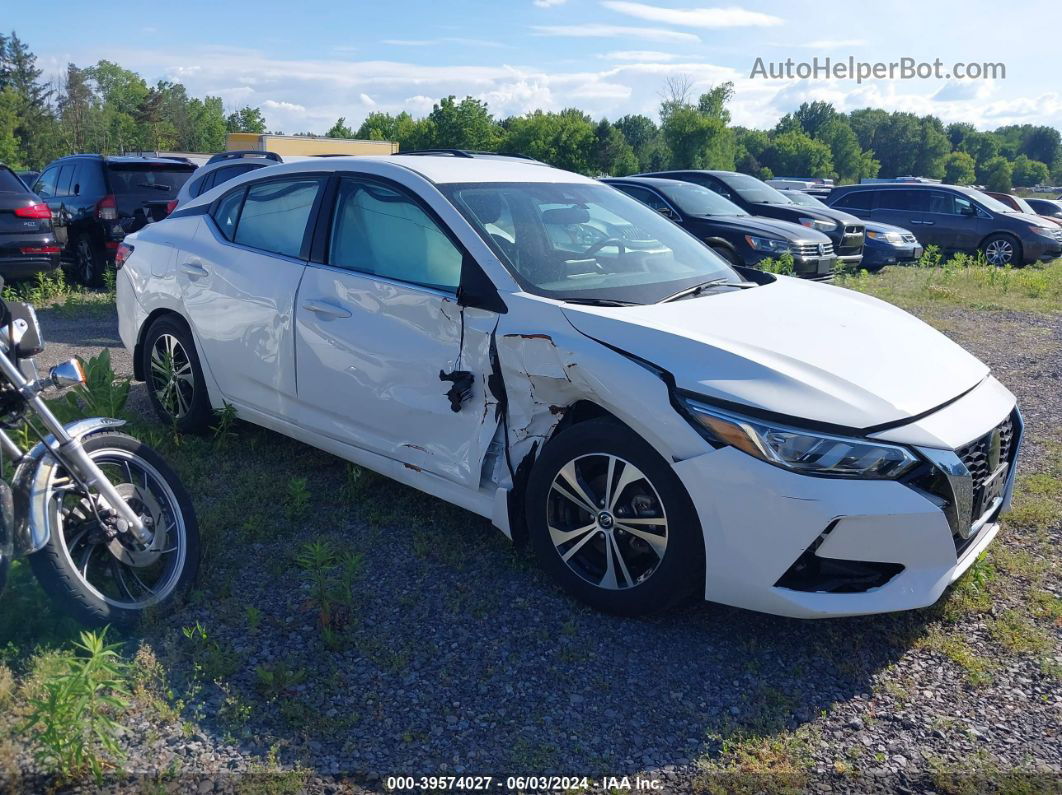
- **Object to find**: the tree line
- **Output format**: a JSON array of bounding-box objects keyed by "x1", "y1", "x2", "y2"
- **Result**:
[{"x1": 3, "y1": 31, "x2": 1060, "y2": 192}]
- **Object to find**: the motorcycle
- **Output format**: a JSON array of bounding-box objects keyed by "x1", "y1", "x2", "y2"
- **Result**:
[{"x1": 0, "y1": 290, "x2": 199, "y2": 627}]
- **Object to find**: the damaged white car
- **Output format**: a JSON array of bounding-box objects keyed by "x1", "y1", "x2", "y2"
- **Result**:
[{"x1": 115, "y1": 154, "x2": 1021, "y2": 618}]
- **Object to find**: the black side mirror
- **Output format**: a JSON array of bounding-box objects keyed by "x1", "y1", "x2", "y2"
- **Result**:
[
  {"x1": 657, "y1": 206, "x2": 675, "y2": 219},
  {"x1": 458, "y1": 255, "x2": 507, "y2": 314},
  {"x1": 961, "y1": 204, "x2": 976, "y2": 217}
]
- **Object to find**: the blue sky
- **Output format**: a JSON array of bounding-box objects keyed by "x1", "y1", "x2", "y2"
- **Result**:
[{"x1": 11, "y1": 0, "x2": 1061, "y2": 134}]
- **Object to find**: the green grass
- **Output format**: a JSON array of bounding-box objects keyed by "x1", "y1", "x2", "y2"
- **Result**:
[{"x1": 836, "y1": 256, "x2": 1062, "y2": 314}]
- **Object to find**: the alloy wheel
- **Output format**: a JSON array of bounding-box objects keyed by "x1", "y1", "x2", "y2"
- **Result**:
[
  {"x1": 150, "y1": 333, "x2": 195, "y2": 419},
  {"x1": 545, "y1": 453, "x2": 668, "y2": 590},
  {"x1": 76, "y1": 238, "x2": 95, "y2": 284},
  {"x1": 985, "y1": 239, "x2": 1014, "y2": 266}
]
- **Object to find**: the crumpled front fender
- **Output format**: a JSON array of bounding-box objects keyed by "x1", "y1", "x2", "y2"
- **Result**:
[{"x1": 11, "y1": 417, "x2": 126, "y2": 556}]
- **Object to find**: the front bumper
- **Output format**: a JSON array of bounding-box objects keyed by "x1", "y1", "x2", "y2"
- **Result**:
[
  {"x1": 862, "y1": 243, "x2": 923, "y2": 270},
  {"x1": 673, "y1": 379, "x2": 1020, "y2": 618}
]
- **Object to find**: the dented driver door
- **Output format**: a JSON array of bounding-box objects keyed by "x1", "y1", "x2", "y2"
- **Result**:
[{"x1": 292, "y1": 176, "x2": 499, "y2": 487}]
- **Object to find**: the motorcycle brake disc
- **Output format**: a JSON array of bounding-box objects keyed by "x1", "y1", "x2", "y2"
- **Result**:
[{"x1": 106, "y1": 482, "x2": 169, "y2": 568}]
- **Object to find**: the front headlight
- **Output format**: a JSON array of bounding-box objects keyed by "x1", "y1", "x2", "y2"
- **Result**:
[
  {"x1": 683, "y1": 399, "x2": 919, "y2": 479},
  {"x1": 744, "y1": 234, "x2": 790, "y2": 253},
  {"x1": 798, "y1": 217, "x2": 838, "y2": 233},
  {"x1": 866, "y1": 229, "x2": 904, "y2": 245}
]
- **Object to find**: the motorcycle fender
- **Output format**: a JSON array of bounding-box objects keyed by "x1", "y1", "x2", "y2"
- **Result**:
[{"x1": 11, "y1": 417, "x2": 126, "y2": 556}]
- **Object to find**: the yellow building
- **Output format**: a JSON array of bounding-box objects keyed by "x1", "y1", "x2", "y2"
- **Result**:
[{"x1": 226, "y1": 133, "x2": 398, "y2": 156}]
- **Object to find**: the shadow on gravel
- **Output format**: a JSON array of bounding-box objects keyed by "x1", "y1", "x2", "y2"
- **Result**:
[{"x1": 120, "y1": 418, "x2": 938, "y2": 787}]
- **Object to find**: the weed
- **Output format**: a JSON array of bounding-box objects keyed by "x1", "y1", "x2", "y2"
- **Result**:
[
  {"x1": 21, "y1": 629, "x2": 129, "y2": 785},
  {"x1": 181, "y1": 622, "x2": 239, "y2": 681},
  {"x1": 295, "y1": 538, "x2": 362, "y2": 640},
  {"x1": 917, "y1": 626, "x2": 995, "y2": 686},
  {"x1": 61, "y1": 349, "x2": 130, "y2": 419},
  {"x1": 254, "y1": 660, "x2": 306, "y2": 701},
  {"x1": 211, "y1": 402, "x2": 238, "y2": 449},
  {"x1": 987, "y1": 610, "x2": 1053, "y2": 655},
  {"x1": 245, "y1": 605, "x2": 262, "y2": 633},
  {"x1": 757, "y1": 252, "x2": 795, "y2": 275},
  {"x1": 285, "y1": 476, "x2": 310, "y2": 520}
]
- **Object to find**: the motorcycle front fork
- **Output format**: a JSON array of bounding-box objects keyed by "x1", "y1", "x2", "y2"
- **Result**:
[{"x1": 0, "y1": 351, "x2": 151, "y2": 545}]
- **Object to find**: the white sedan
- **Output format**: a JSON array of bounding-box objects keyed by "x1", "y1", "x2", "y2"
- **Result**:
[{"x1": 115, "y1": 153, "x2": 1021, "y2": 618}]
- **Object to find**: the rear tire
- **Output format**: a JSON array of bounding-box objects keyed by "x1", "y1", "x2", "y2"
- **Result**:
[
  {"x1": 525, "y1": 418, "x2": 703, "y2": 615},
  {"x1": 70, "y1": 234, "x2": 105, "y2": 287},
  {"x1": 28, "y1": 433, "x2": 200, "y2": 628},
  {"x1": 713, "y1": 247, "x2": 743, "y2": 267},
  {"x1": 141, "y1": 316, "x2": 213, "y2": 433}
]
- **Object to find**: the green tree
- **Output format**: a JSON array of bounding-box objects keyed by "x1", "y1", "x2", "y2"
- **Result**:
[
  {"x1": 789, "y1": 101, "x2": 838, "y2": 138},
  {"x1": 942, "y1": 151, "x2": 976, "y2": 185},
  {"x1": 593, "y1": 119, "x2": 638, "y2": 176},
  {"x1": 503, "y1": 109, "x2": 597, "y2": 174},
  {"x1": 817, "y1": 118, "x2": 877, "y2": 182},
  {"x1": 426, "y1": 96, "x2": 501, "y2": 150},
  {"x1": 759, "y1": 130, "x2": 833, "y2": 178},
  {"x1": 186, "y1": 96, "x2": 227, "y2": 153},
  {"x1": 0, "y1": 87, "x2": 23, "y2": 167},
  {"x1": 226, "y1": 106, "x2": 267, "y2": 134},
  {"x1": 979, "y1": 155, "x2": 1013, "y2": 192},
  {"x1": 1010, "y1": 155, "x2": 1050, "y2": 187},
  {"x1": 356, "y1": 111, "x2": 430, "y2": 151},
  {"x1": 912, "y1": 116, "x2": 950, "y2": 180},
  {"x1": 326, "y1": 117, "x2": 354, "y2": 138}
]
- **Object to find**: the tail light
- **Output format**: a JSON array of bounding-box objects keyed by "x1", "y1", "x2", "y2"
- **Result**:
[
  {"x1": 96, "y1": 194, "x2": 118, "y2": 220},
  {"x1": 14, "y1": 202, "x2": 52, "y2": 219},
  {"x1": 165, "y1": 199, "x2": 178, "y2": 215},
  {"x1": 115, "y1": 242, "x2": 134, "y2": 269},
  {"x1": 19, "y1": 246, "x2": 62, "y2": 255}
]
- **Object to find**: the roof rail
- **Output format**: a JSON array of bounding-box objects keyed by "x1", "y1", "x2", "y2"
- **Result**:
[
  {"x1": 206, "y1": 150, "x2": 283, "y2": 166},
  {"x1": 397, "y1": 148, "x2": 541, "y2": 162}
]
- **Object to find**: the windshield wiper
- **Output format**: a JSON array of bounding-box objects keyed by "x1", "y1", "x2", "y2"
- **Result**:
[
  {"x1": 659, "y1": 278, "x2": 755, "y2": 303},
  {"x1": 562, "y1": 297, "x2": 639, "y2": 307},
  {"x1": 137, "y1": 183, "x2": 171, "y2": 192}
]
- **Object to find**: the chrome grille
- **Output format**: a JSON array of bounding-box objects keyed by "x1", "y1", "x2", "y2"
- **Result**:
[
  {"x1": 957, "y1": 414, "x2": 1015, "y2": 496},
  {"x1": 838, "y1": 225, "x2": 865, "y2": 256},
  {"x1": 901, "y1": 233, "x2": 917, "y2": 244},
  {"x1": 791, "y1": 241, "x2": 834, "y2": 258}
]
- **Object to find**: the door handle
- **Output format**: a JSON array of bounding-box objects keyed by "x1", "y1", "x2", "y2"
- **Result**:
[
  {"x1": 180, "y1": 262, "x2": 208, "y2": 278},
  {"x1": 920, "y1": 221, "x2": 935, "y2": 226},
  {"x1": 302, "y1": 299, "x2": 352, "y2": 319}
]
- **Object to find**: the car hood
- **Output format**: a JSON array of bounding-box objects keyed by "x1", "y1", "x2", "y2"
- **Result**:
[
  {"x1": 561, "y1": 276, "x2": 988, "y2": 430},
  {"x1": 864, "y1": 220, "x2": 915, "y2": 236},
  {"x1": 755, "y1": 203, "x2": 860, "y2": 226},
  {"x1": 689, "y1": 215, "x2": 829, "y2": 242}
]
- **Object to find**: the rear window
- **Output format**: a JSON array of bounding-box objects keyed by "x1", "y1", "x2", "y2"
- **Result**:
[
  {"x1": 106, "y1": 164, "x2": 194, "y2": 197},
  {"x1": 0, "y1": 168, "x2": 25, "y2": 193}
]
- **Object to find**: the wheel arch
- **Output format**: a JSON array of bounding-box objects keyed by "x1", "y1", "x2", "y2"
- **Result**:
[
  {"x1": 133, "y1": 308, "x2": 194, "y2": 382},
  {"x1": 977, "y1": 230, "x2": 1023, "y2": 262}
]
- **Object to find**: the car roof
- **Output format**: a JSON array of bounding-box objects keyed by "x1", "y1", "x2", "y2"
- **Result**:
[
  {"x1": 49, "y1": 154, "x2": 195, "y2": 167},
  {"x1": 193, "y1": 155, "x2": 597, "y2": 186},
  {"x1": 603, "y1": 175, "x2": 690, "y2": 190}
]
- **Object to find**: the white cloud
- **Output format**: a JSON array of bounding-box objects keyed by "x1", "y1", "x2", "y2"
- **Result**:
[
  {"x1": 359, "y1": 93, "x2": 377, "y2": 107},
  {"x1": 800, "y1": 39, "x2": 867, "y2": 49},
  {"x1": 932, "y1": 80, "x2": 994, "y2": 102},
  {"x1": 262, "y1": 99, "x2": 305, "y2": 112},
  {"x1": 597, "y1": 50, "x2": 680, "y2": 62},
  {"x1": 533, "y1": 0, "x2": 568, "y2": 6},
  {"x1": 601, "y1": 1, "x2": 782, "y2": 28},
  {"x1": 532, "y1": 24, "x2": 701, "y2": 43}
]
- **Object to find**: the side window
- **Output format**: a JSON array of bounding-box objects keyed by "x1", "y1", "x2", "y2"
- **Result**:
[
  {"x1": 835, "y1": 191, "x2": 873, "y2": 211},
  {"x1": 56, "y1": 164, "x2": 76, "y2": 197},
  {"x1": 78, "y1": 162, "x2": 106, "y2": 197},
  {"x1": 234, "y1": 178, "x2": 321, "y2": 258},
  {"x1": 704, "y1": 178, "x2": 735, "y2": 201},
  {"x1": 191, "y1": 172, "x2": 215, "y2": 199},
  {"x1": 211, "y1": 188, "x2": 246, "y2": 241},
  {"x1": 878, "y1": 190, "x2": 928, "y2": 212},
  {"x1": 329, "y1": 178, "x2": 463, "y2": 290},
  {"x1": 928, "y1": 192, "x2": 973, "y2": 216},
  {"x1": 34, "y1": 167, "x2": 59, "y2": 198},
  {"x1": 617, "y1": 185, "x2": 671, "y2": 213}
]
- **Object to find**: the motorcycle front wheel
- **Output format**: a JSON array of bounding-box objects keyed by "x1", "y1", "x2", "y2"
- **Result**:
[{"x1": 28, "y1": 432, "x2": 200, "y2": 627}]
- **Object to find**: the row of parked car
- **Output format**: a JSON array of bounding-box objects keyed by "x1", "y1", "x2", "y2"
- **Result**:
[{"x1": 3, "y1": 149, "x2": 1062, "y2": 286}]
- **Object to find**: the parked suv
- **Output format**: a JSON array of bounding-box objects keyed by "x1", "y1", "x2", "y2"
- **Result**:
[
  {"x1": 116, "y1": 155, "x2": 1020, "y2": 619},
  {"x1": 605, "y1": 177, "x2": 837, "y2": 279},
  {"x1": 829, "y1": 183, "x2": 1062, "y2": 266},
  {"x1": 171, "y1": 150, "x2": 283, "y2": 213},
  {"x1": 643, "y1": 170, "x2": 865, "y2": 269},
  {"x1": 1024, "y1": 198, "x2": 1062, "y2": 225},
  {"x1": 0, "y1": 163, "x2": 61, "y2": 280},
  {"x1": 33, "y1": 155, "x2": 196, "y2": 285}
]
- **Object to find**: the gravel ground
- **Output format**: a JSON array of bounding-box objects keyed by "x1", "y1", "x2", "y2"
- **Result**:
[{"x1": 7, "y1": 301, "x2": 1060, "y2": 793}]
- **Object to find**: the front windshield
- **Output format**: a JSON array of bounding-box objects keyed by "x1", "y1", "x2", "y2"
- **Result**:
[
  {"x1": 784, "y1": 191, "x2": 828, "y2": 209},
  {"x1": 724, "y1": 173, "x2": 793, "y2": 205},
  {"x1": 444, "y1": 182, "x2": 738, "y2": 304},
  {"x1": 1011, "y1": 196, "x2": 1037, "y2": 215},
  {"x1": 658, "y1": 181, "x2": 748, "y2": 217}
]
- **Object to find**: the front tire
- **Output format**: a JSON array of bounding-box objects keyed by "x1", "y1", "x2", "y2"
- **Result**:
[
  {"x1": 70, "y1": 234, "x2": 105, "y2": 287},
  {"x1": 982, "y1": 234, "x2": 1022, "y2": 267},
  {"x1": 28, "y1": 432, "x2": 200, "y2": 628},
  {"x1": 142, "y1": 316, "x2": 213, "y2": 433},
  {"x1": 525, "y1": 418, "x2": 703, "y2": 615}
]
